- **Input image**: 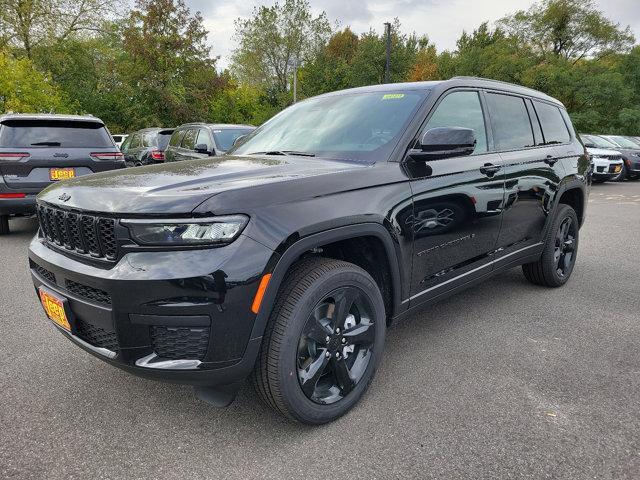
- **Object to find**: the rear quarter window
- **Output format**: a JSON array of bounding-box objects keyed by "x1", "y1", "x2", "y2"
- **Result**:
[
  {"x1": 533, "y1": 101, "x2": 571, "y2": 145},
  {"x1": 0, "y1": 120, "x2": 113, "y2": 148},
  {"x1": 169, "y1": 130, "x2": 186, "y2": 147}
]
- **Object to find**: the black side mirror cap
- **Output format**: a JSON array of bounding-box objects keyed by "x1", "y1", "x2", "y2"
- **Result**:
[
  {"x1": 194, "y1": 143, "x2": 211, "y2": 154},
  {"x1": 409, "y1": 127, "x2": 476, "y2": 161}
]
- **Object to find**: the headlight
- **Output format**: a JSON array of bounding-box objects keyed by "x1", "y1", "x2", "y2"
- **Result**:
[{"x1": 122, "y1": 215, "x2": 249, "y2": 246}]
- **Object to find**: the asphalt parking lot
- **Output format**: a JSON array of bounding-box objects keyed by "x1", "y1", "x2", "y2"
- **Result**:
[{"x1": 1, "y1": 181, "x2": 639, "y2": 480}]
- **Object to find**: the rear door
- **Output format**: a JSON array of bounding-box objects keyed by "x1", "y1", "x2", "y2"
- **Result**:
[
  {"x1": 0, "y1": 119, "x2": 116, "y2": 191},
  {"x1": 484, "y1": 92, "x2": 564, "y2": 261},
  {"x1": 178, "y1": 128, "x2": 199, "y2": 161},
  {"x1": 124, "y1": 133, "x2": 141, "y2": 166},
  {"x1": 164, "y1": 129, "x2": 186, "y2": 163},
  {"x1": 407, "y1": 89, "x2": 506, "y2": 303}
]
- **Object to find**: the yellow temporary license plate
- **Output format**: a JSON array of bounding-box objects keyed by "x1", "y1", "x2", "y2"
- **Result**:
[
  {"x1": 39, "y1": 288, "x2": 70, "y2": 331},
  {"x1": 613, "y1": 165, "x2": 622, "y2": 173},
  {"x1": 50, "y1": 168, "x2": 76, "y2": 181}
]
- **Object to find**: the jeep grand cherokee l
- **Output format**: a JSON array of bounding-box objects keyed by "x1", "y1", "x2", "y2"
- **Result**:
[
  {"x1": 0, "y1": 114, "x2": 124, "y2": 234},
  {"x1": 28, "y1": 78, "x2": 589, "y2": 424}
]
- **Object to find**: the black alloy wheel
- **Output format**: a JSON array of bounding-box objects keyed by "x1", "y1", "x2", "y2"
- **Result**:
[
  {"x1": 252, "y1": 257, "x2": 386, "y2": 424},
  {"x1": 553, "y1": 216, "x2": 576, "y2": 279},
  {"x1": 522, "y1": 204, "x2": 579, "y2": 287},
  {"x1": 297, "y1": 286, "x2": 376, "y2": 404}
]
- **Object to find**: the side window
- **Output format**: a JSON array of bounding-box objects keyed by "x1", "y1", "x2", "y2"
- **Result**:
[
  {"x1": 533, "y1": 101, "x2": 571, "y2": 145},
  {"x1": 129, "y1": 134, "x2": 141, "y2": 149},
  {"x1": 196, "y1": 129, "x2": 214, "y2": 151},
  {"x1": 425, "y1": 91, "x2": 487, "y2": 154},
  {"x1": 181, "y1": 129, "x2": 197, "y2": 150},
  {"x1": 169, "y1": 129, "x2": 185, "y2": 147},
  {"x1": 486, "y1": 93, "x2": 535, "y2": 150},
  {"x1": 120, "y1": 135, "x2": 132, "y2": 152},
  {"x1": 143, "y1": 132, "x2": 156, "y2": 147}
]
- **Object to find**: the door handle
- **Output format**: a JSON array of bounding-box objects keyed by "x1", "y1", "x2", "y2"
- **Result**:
[
  {"x1": 544, "y1": 155, "x2": 558, "y2": 166},
  {"x1": 479, "y1": 163, "x2": 502, "y2": 177}
]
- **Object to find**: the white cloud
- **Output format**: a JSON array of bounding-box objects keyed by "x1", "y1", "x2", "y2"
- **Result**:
[{"x1": 183, "y1": 0, "x2": 639, "y2": 71}]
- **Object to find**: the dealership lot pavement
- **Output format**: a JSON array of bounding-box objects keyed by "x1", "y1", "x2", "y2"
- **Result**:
[{"x1": 1, "y1": 181, "x2": 639, "y2": 480}]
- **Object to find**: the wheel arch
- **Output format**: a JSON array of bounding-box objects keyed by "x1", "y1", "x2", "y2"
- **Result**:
[{"x1": 249, "y1": 223, "x2": 405, "y2": 342}]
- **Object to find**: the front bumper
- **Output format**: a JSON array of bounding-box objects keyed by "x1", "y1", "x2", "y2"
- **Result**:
[
  {"x1": 29, "y1": 233, "x2": 275, "y2": 386},
  {"x1": 592, "y1": 159, "x2": 623, "y2": 180}
]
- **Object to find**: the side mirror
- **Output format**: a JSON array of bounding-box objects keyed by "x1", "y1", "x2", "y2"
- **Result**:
[
  {"x1": 194, "y1": 143, "x2": 211, "y2": 155},
  {"x1": 409, "y1": 127, "x2": 476, "y2": 161}
]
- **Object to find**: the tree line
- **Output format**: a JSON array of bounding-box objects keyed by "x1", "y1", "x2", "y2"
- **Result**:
[{"x1": 1, "y1": 0, "x2": 639, "y2": 135}]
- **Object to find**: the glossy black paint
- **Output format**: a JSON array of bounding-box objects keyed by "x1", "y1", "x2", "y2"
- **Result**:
[{"x1": 28, "y1": 78, "x2": 589, "y2": 390}]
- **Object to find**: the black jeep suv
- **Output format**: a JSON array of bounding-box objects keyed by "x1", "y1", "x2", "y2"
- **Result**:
[
  {"x1": 0, "y1": 114, "x2": 124, "y2": 234},
  {"x1": 28, "y1": 78, "x2": 590, "y2": 424}
]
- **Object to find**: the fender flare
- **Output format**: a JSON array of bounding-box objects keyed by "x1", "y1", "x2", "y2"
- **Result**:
[
  {"x1": 543, "y1": 177, "x2": 587, "y2": 237},
  {"x1": 247, "y1": 222, "x2": 405, "y2": 343}
]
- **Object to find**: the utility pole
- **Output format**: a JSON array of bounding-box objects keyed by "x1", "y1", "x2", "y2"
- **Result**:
[{"x1": 384, "y1": 22, "x2": 391, "y2": 83}]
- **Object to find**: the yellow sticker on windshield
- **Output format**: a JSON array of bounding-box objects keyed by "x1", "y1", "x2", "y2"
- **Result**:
[{"x1": 382, "y1": 93, "x2": 405, "y2": 100}]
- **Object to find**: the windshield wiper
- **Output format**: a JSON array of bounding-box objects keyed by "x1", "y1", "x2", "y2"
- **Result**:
[
  {"x1": 247, "y1": 150, "x2": 315, "y2": 157},
  {"x1": 31, "y1": 141, "x2": 62, "y2": 146}
]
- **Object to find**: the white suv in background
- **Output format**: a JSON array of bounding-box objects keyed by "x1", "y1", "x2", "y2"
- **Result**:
[{"x1": 580, "y1": 135, "x2": 624, "y2": 183}]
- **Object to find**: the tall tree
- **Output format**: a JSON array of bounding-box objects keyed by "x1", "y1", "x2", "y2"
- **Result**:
[
  {"x1": 0, "y1": 0, "x2": 121, "y2": 58},
  {"x1": 231, "y1": 0, "x2": 331, "y2": 93},
  {"x1": 122, "y1": 0, "x2": 222, "y2": 127},
  {"x1": 499, "y1": 0, "x2": 635, "y2": 62}
]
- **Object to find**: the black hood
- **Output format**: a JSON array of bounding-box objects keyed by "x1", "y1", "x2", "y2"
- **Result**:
[{"x1": 37, "y1": 155, "x2": 368, "y2": 215}]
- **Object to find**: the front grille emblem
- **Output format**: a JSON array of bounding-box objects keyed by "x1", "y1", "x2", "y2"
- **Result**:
[{"x1": 58, "y1": 193, "x2": 71, "y2": 202}]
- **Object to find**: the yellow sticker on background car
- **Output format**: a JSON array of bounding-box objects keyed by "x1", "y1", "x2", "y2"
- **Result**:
[{"x1": 382, "y1": 94, "x2": 405, "y2": 100}]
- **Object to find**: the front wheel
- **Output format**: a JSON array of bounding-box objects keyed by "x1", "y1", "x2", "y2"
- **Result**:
[
  {"x1": 252, "y1": 257, "x2": 386, "y2": 424},
  {"x1": 522, "y1": 204, "x2": 579, "y2": 287}
]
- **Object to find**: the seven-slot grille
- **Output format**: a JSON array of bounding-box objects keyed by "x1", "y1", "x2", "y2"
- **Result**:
[{"x1": 36, "y1": 204, "x2": 117, "y2": 261}]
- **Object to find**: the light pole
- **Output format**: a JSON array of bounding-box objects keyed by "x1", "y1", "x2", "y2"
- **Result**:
[
  {"x1": 288, "y1": 57, "x2": 298, "y2": 103},
  {"x1": 384, "y1": 22, "x2": 391, "y2": 83}
]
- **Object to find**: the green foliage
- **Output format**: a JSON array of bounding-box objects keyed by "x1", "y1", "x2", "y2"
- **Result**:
[
  {"x1": 231, "y1": 0, "x2": 331, "y2": 94},
  {"x1": 209, "y1": 78, "x2": 278, "y2": 125},
  {"x1": 499, "y1": 0, "x2": 635, "y2": 61},
  {"x1": 0, "y1": 49, "x2": 72, "y2": 112}
]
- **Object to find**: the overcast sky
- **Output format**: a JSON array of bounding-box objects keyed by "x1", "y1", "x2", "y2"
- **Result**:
[{"x1": 184, "y1": 0, "x2": 640, "y2": 70}]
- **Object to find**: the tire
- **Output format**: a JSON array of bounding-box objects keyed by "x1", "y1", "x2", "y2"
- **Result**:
[
  {"x1": 252, "y1": 257, "x2": 386, "y2": 424},
  {"x1": 0, "y1": 215, "x2": 9, "y2": 235},
  {"x1": 612, "y1": 164, "x2": 627, "y2": 182},
  {"x1": 522, "y1": 204, "x2": 579, "y2": 288}
]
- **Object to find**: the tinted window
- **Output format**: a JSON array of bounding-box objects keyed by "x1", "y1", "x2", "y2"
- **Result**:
[
  {"x1": 157, "y1": 131, "x2": 173, "y2": 150},
  {"x1": 231, "y1": 91, "x2": 428, "y2": 161},
  {"x1": 486, "y1": 93, "x2": 534, "y2": 150},
  {"x1": 533, "y1": 101, "x2": 571, "y2": 145},
  {"x1": 112, "y1": 135, "x2": 123, "y2": 143},
  {"x1": 0, "y1": 120, "x2": 113, "y2": 148},
  {"x1": 143, "y1": 131, "x2": 157, "y2": 147},
  {"x1": 196, "y1": 129, "x2": 214, "y2": 151},
  {"x1": 581, "y1": 135, "x2": 618, "y2": 149},
  {"x1": 120, "y1": 135, "x2": 132, "y2": 152},
  {"x1": 169, "y1": 129, "x2": 185, "y2": 147},
  {"x1": 181, "y1": 129, "x2": 197, "y2": 150},
  {"x1": 425, "y1": 91, "x2": 487, "y2": 154},
  {"x1": 213, "y1": 128, "x2": 254, "y2": 151},
  {"x1": 129, "y1": 133, "x2": 141, "y2": 149}
]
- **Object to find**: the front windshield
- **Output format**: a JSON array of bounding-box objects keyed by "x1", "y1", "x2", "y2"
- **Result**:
[
  {"x1": 582, "y1": 135, "x2": 618, "y2": 149},
  {"x1": 230, "y1": 90, "x2": 429, "y2": 161},
  {"x1": 607, "y1": 136, "x2": 639, "y2": 149}
]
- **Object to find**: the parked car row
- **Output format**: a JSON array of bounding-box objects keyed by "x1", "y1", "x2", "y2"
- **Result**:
[
  {"x1": 120, "y1": 123, "x2": 255, "y2": 166},
  {"x1": 580, "y1": 133, "x2": 640, "y2": 182}
]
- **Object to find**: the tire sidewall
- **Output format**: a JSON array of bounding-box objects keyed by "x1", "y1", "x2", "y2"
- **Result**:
[{"x1": 277, "y1": 267, "x2": 386, "y2": 424}]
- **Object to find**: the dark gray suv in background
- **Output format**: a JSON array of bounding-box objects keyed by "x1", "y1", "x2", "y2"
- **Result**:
[
  {"x1": 164, "y1": 123, "x2": 255, "y2": 162},
  {"x1": 0, "y1": 114, "x2": 124, "y2": 234}
]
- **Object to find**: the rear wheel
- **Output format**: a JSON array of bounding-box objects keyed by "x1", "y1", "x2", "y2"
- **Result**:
[
  {"x1": 0, "y1": 215, "x2": 9, "y2": 235},
  {"x1": 522, "y1": 204, "x2": 579, "y2": 287},
  {"x1": 252, "y1": 257, "x2": 386, "y2": 424}
]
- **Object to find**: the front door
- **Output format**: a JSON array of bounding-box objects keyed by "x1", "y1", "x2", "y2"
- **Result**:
[{"x1": 406, "y1": 89, "x2": 506, "y2": 306}]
